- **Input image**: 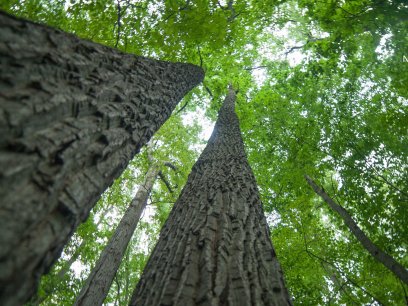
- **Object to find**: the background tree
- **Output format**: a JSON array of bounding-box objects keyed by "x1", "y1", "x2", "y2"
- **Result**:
[
  {"x1": 74, "y1": 144, "x2": 177, "y2": 306},
  {"x1": 305, "y1": 175, "x2": 408, "y2": 285}
]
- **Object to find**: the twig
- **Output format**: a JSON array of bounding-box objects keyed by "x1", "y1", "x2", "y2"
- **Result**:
[
  {"x1": 164, "y1": 162, "x2": 178, "y2": 172},
  {"x1": 115, "y1": 0, "x2": 122, "y2": 48},
  {"x1": 285, "y1": 37, "x2": 324, "y2": 55},
  {"x1": 244, "y1": 65, "x2": 268, "y2": 71},
  {"x1": 163, "y1": 0, "x2": 191, "y2": 22},
  {"x1": 204, "y1": 83, "x2": 213, "y2": 98},
  {"x1": 174, "y1": 100, "x2": 189, "y2": 115},
  {"x1": 197, "y1": 45, "x2": 203, "y2": 67},
  {"x1": 285, "y1": 44, "x2": 306, "y2": 55},
  {"x1": 159, "y1": 171, "x2": 173, "y2": 193}
]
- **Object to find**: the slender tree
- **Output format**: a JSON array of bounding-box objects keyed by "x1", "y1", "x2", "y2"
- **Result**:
[
  {"x1": 130, "y1": 86, "x2": 292, "y2": 306},
  {"x1": 31, "y1": 204, "x2": 113, "y2": 305},
  {"x1": 0, "y1": 11, "x2": 203, "y2": 306},
  {"x1": 74, "y1": 154, "x2": 175, "y2": 306},
  {"x1": 305, "y1": 175, "x2": 408, "y2": 285}
]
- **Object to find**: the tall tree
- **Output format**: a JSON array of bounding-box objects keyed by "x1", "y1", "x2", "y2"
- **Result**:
[
  {"x1": 130, "y1": 86, "x2": 291, "y2": 305},
  {"x1": 0, "y1": 11, "x2": 203, "y2": 306},
  {"x1": 74, "y1": 151, "x2": 175, "y2": 306},
  {"x1": 305, "y1": 175, "x2": 408, "y2": 285}
]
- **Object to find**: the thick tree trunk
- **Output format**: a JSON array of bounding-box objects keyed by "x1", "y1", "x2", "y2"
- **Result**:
[
  {"x1": 74, "y1": 164, "x2": 160, "y2": 306},
  {"x1": 305, "y1": 175, "x2": 408, "y2": 285},
  {"x1": 130, "y1": 87, "x2": 292, "y2": 306},
  {"x1": 0, "y1": 11, "x2": 203, "y2": 306}
]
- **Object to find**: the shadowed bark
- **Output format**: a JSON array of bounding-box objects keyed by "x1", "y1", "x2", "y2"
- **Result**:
[
  {"x1": 130, "y1": 87, "x2": 292, "y2": 306},
  {"x1": 0, "y1": 11, "x2": 204, "y2": 306},
  {"x1": 74, "y1": 163, "x2": 160, "y2": 306},
  {"x1": 305, "y1": 175, "x2": 408, "y2": 286}
]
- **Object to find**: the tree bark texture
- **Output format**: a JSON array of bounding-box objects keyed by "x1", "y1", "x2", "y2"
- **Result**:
[
  {"x1": 74, "y1": 164, "x2": 160, "y2": 306},
  {"x1": 130, "y1": 87, "x2": 292, "y2": 306},
  {"x1": 305, "y1": 175, "x2": 408, "y2": 285},
  {"x1": 0, "y1": 11, "x2": 204, "y2": 306}
]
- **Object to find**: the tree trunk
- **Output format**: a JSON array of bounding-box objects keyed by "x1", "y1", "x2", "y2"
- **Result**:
[
  {"x1": 57, "y1": 204, "x2": 113, "y2": 281},
  {"x1": 130, "y1": 86, "x2": 292, "y2": 306},
  {"x1": 74, "y1": 163, "x2": 160, "y2": 306},
  {"x1": 305, "y1": 175, "x2": 408, "y2": 285},
  {"x1": 0, "y1": 11, "x2": 203, "y2": 306}
]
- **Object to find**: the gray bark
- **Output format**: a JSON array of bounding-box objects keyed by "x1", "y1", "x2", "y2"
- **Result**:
[
  {"x1": 74, "y1": 164, "x2": 160, "y2": 306},
  {"x1": 0, "y1": 11, "x2": 203, "y2": 306},
  {"x1": 130, "y1": 87, "x2": 292, "y2": 306},
  {"x1": 305, "y1": 175, "x2": 408, "y2": 285}
]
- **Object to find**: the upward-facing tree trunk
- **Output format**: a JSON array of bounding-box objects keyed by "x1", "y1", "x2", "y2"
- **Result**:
[
  {"x1": 74, "y1": 162, "x2": 160, "y2": 306},
  {"x1": 305, "y1": 175, "x2": 408, "y2": 285},
  {"x1": 130, "y1": 87, "x2": 292, "y2": 306},
  {"x1": 0, "y1": 11, "x2": 203, "y2": 306}
]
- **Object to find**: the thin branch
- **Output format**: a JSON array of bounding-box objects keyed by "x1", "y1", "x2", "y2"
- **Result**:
[
  {"x1": 216, "y1": 0, "x2": 227, "y2": 10},
  {"x1": 399, "y1": 278, "x2": 408, "y2": 305},
  {"x1": 114, "y1": 276, "x2": 121, "y2": 306},
  {"x1": 347, "y1": 141, "x2": 408, "y2": 199},
  {"x1": 305, "y1": 247, "x2": 386, "y2": 305},
  {"x1": 285, "y1": 37, "x2": 324, "y2": 55},
  {"x1": 204, "y1": 83, "x2": 214, "y2": 98},
  {"x1": 300, "y1": 220, "x2": 386, "y2": 306},
  {"x1": 159, "y1": 171, "x2": 173, "y2": 193},
  {"x1": 146, "y1": 141, "x2": 154, "y2": 163},
  {"x1": 163, "y1": 0, "x2": 191, "y2": 22},
  {"x1": 115, "y1": 0, "x2": 122, "y2": 48},
  {"x1": 174, "y1": 100, "x2": 189, "y2": 115},
  {"x1": 123, "y1": 0, "x2": 145, "y2": 10},
  {"x1": 163, "y1": 162, "x2": 178, "y2": 172},
  {"x1": 285, "y1": 44, "x2": 306, "y2": 55},
  {"x1": 244, "y1": 65, "x2": 268, "y2": 71},
  {"x1": 197, "y1": 45, "x2": 203, "y2": 67}
]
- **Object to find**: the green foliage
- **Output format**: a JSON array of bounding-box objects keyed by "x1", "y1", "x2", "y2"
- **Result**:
[{"x1": 2, "y1": 0, "x2": 407, "y2": 305}]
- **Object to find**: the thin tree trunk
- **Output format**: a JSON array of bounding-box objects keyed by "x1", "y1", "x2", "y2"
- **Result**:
[
  {"x1": 74, "y1": 164, "x2": 160, "y2": 306},
  {"x1": 130, "y1": 86, "x2": 292, "y2": 306},
  {"x1": 0, "y1": 11, "x2": 203, "y2": 306},
  {"x1": 305, "y1": 175, "x2": 408, "y2": 285},
  {"x1": 30, "y1": 204, "x2": 113, "y2": 305},
  {"x1": 124, "y1": 242, "x2": 131, "y2": 304},
  {"x1": 57, "y1": 204, "x2": 113, "y2": 281}
]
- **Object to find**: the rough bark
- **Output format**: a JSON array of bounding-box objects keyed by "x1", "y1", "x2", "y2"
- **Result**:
[
  {"x1": 0, "y1": 11, "x2": 203, "y2": 306},
  {"x1": 74, "y1": 164, "x2": 160, "y2": 306},
  {"x1": 130, "y1": 87, "x2": 292, "y2": 306},
  {"x1": 305, "y1": 175, "x2": 408, "y2": 285}
]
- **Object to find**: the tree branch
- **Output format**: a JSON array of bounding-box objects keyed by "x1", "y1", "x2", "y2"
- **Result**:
[
  {"x1": 115, "y1": 0, "x2": 122, "y2": 48},
  {"x1": 164, "y1": 162, "x2": 178, "y2": 172},
  {"x1": 174, "y1": 100, "x2": 189, "y2": 115},
  {"x1": 163, "y1": 0, "x2": 191, "y2": 22},
  {"x1": 204, "y1": 83, "x2": 214, "y2": 98},
  {"x1": 159, "y1": 171, "x2": 173, "y2": 193},
  {"x1": 304, "y1": 247, "x2": 386, "y2": 305},
  {"x1": 197, "y1": 45, "x2": 203, "y2": 67},
  {"x1": 244, "y1": 65, "x2": 268, "y2": 71},
  {"x1": 284, "y1": 44, "x2": 306, "y2": 55}
]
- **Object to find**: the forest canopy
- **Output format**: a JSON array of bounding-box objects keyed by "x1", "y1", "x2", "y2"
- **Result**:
[{"x1": 1, "y1": 0, "x2": 407, "y2": 305}]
